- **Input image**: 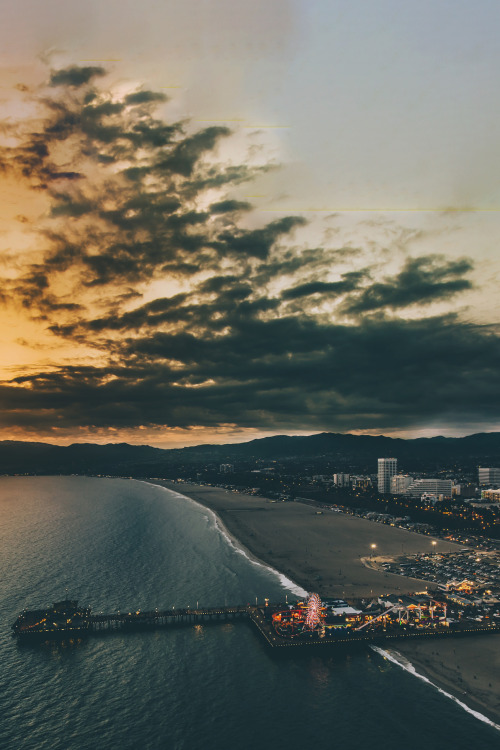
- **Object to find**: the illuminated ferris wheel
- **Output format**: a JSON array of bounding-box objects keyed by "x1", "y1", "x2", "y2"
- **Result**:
[{"x1": 304, "y1": 593, "x2": 322, "y2": 630}]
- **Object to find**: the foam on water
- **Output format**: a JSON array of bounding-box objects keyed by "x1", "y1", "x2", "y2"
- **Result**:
[
  {"x1": 145, "y1": 482, "x2": 309, "y2": 598},
  {"x1": 371, "y1": 646, "x2": 500, "y2": 733}
]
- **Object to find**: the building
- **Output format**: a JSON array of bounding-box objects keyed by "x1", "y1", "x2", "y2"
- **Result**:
[
  {"x1": 353, "y1": 476, "x2": 372, "y2": 491},
  {"x1": 219, "y1": 463, "x2": 234, "y2": 473},
  {"x1": 390, "y1": 474, "x2": 414, "y2": 494},
  {"x1": 378, "y1": 458, "x2": 397, "y2": 493},
  {"x1": 478, "y1": 467, "x2": 500, "y2": 486},
  {"x1": 452, "y1": 482, "x2": 477, "y2": 498},
  {"x1": 404, "y1": 478, "x2": 453, "y2": 499},
  {"x1": 481, "y1": 489, "x2": 500, "y2": 502},
  {"x1": 421, "y1": 492, "x2": 440, "y2": 505},
  {"x1": 333, "y1": 473, "x2": 350, "y2": 487}
]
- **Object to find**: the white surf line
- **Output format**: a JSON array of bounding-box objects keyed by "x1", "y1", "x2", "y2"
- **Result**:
[
  {"x1": 371, "y1": 645, "x2": 500, "y2": 733},
  {"x1": 141, "y1": 482, "x2": 309, "y2": 598}
]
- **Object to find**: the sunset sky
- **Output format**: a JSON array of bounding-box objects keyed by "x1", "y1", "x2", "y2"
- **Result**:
[{"x1": 1, "y1": 1, "x2": 500, "y2": 447}]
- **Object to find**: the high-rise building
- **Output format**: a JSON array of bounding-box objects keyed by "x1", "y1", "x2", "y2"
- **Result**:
[
  {"x1": 478, "y1": 467, "x2": 500, "y2": 486},
  {"x1": 378, "y1": 458, "x2": 397, "y2": 493}
]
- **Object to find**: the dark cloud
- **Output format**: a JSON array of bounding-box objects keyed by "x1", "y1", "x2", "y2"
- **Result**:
[
  {"x1": 156, "y1": 126, "x2": 231, "y2": 177},
  {"x1": 47, "y1": 171, "x2": 83, "y2": 181},
  {"x1": 344, "y1": 255, "x2": 473, "y2": 314},
  {"x1": 124, "y1": 90, "x2": 167, "y2": 105},
  {"x1": 0, "y1": 65, "x2": 491, "y2": 437},
  {"x1": 2, "y1": 315, "x2": 499, "y2": 433},
  {"x1": 50, "y1": 65, "x2": 106, "y2": 88},
  {"x1": 281, "y1": 271, "x2": 367, "y2": 301},
  {"x1": 209, "y1": 199, "x2": 252, "y2": 214},
  {"x1": 214, "y1": 216, "x2": 307, "y2": 260}
]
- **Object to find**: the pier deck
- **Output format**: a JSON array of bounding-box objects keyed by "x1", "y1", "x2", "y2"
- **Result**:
[
  {"x1": 12, "y1": 600, "x2": 500, "y2": 648},
  {"x1": 89, "y1": 605, "x2": 249, "y2": 631}
]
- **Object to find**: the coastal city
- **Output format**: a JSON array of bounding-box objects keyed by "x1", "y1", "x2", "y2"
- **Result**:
[
  {"x1": 154, "y1": 455, "x2": 500, "y2": 643},
  {"x1": 12, "y1": 454, "x2": 500, "y2": 644},
  {"x1": 3, "y1": 7, "x2": 500, "y2": 747},
  {"x1": 8, "y1": 449, "x2": 500, "y2": 737},
  {"x1": 178, "y1": 453, "x2": 500, "y2": 546}
]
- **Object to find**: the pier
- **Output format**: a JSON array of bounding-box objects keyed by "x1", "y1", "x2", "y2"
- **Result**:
[
  {"x1": 12, "y1": 598, "x2": 500, "y2": 649},
  {"x1": 89, "y1": 604, "x2": 249, "y2": 632}
]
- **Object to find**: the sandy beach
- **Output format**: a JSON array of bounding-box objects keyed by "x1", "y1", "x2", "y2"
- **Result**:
[
  {"x1": 147, "y1": 480, "x2": 500, "y2": 725},
  {"x1": 151, "y1": 481, "x2": 458, "y2": 598},
  {"x1": 392, "y1": 637, "x2": 500, "y2": 727}
]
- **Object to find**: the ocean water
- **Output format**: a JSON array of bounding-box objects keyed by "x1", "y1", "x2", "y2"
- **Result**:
[{"x1": 0, "y1": 476, "x2": 499, "y2": 750}]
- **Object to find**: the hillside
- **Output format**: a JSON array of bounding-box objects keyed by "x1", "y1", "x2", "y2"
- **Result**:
[{"x1": 0, "y1": 431, "x2": 499, "y2": 476}]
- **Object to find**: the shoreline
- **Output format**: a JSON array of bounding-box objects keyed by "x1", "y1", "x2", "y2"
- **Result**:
[
  {"x1": 147, "y1": 480, "x2": 459, "y2": 598},
  {"x1": 156, "y1": 481, "x2": 308, "y2": 597},
  {"x1": 143, "y1": 479, "x2": 500, "y2": 727},
  {"x1": 385, "y1": 638, "x2": 500, "y2": 728}
]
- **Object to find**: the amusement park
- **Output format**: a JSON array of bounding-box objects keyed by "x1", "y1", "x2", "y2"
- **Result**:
[{"x1": 270, "y1": 592, "x2": 452, "y2": 641}]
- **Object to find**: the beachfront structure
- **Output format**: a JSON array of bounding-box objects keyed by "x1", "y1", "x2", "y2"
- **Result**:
[
  {"x1": 352, "y1": 476, "x2": 372, "y2": 491},
  {"x1": 481, "y1": 488, "x2": 500, "y2": 502},
  {"x1": 377, "y1": 458, "x2": 397, "y2": 493},
  {"x1": 478, "y1": 467, "x2": 500, "y2": 486},
  {"x1": 404, "y1": 478, "x2": 453, "y2": 499},
  {"x1": 452, "y1": 483, "x2": 476, "y2": 498},
  {"x1": 333, "y1": 473, "x2": 351, "y2": 487},
  {"x1": 390, "y1": 474, "x2": 414, "y2": 494}
]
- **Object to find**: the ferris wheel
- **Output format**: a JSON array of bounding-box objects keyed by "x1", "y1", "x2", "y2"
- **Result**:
[{"x1": 304, "y1": 592, "x2": 322, "y2": 630}]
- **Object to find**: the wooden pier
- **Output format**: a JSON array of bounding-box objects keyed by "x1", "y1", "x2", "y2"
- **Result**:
[{"x1": 89, "y1": 605, "x2": 250, "y2": 632}]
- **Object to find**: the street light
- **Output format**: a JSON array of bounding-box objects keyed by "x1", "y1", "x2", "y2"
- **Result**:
[{"x1": 370, "y1": 544, "x2": 377, "y2": 559}]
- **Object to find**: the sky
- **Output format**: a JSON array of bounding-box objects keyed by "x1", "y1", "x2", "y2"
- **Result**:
[{"x1": 0, "y1": 0, "x2": 500, "y2": 447}]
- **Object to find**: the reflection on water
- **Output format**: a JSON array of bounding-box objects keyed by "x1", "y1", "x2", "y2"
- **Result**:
[{"x1": 307, "y1": 657, "x2": 331, "y2": 687}]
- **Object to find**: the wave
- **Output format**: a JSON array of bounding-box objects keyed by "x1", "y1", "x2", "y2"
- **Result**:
[
  {"x1": 143, "y1": 482, "x2": 309, "y2": 598},
  {"x1": 371, "y1": 645, "x2": 500, "y2": 732}
]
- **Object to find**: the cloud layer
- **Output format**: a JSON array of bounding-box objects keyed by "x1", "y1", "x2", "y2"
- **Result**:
[{"x1": 0, "y1": 66, "x2": 496, "y2": 440}]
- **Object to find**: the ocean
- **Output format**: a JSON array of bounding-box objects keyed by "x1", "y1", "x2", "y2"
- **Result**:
[{"x1": 1, "y1": 476, "x2": 498, "y2": 750}]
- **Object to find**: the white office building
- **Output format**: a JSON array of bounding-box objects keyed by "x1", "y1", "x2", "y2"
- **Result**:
[
  {"x1": 378, "y1": 458, "x2": 397, "y2": 493},
  {"x1": 390, "y1": 474, "x2": 414, "y2": 494},
  {"x1": 404, "y1": 478, "x2": 453, "y2": 499},
  {"x1": 478, "y1": 467, "x2": 500, "y2": 486}
]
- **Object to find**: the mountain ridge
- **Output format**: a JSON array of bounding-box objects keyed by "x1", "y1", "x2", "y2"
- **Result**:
[{"x1": 0, "y1": 431, "x2": 499, "y2": 476}]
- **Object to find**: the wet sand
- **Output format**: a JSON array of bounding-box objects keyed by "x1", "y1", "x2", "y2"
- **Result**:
[
  {"x1": 146, "y1": 480, "x2": 500, "y2": 724},
  {"x1": 393, "y1": 637, "x2": 500, "y2": 726}
]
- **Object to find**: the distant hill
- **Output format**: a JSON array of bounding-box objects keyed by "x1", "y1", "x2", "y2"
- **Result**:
[{"x1": 0, "y1": 431, "x2": 499, "y2": 476}]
